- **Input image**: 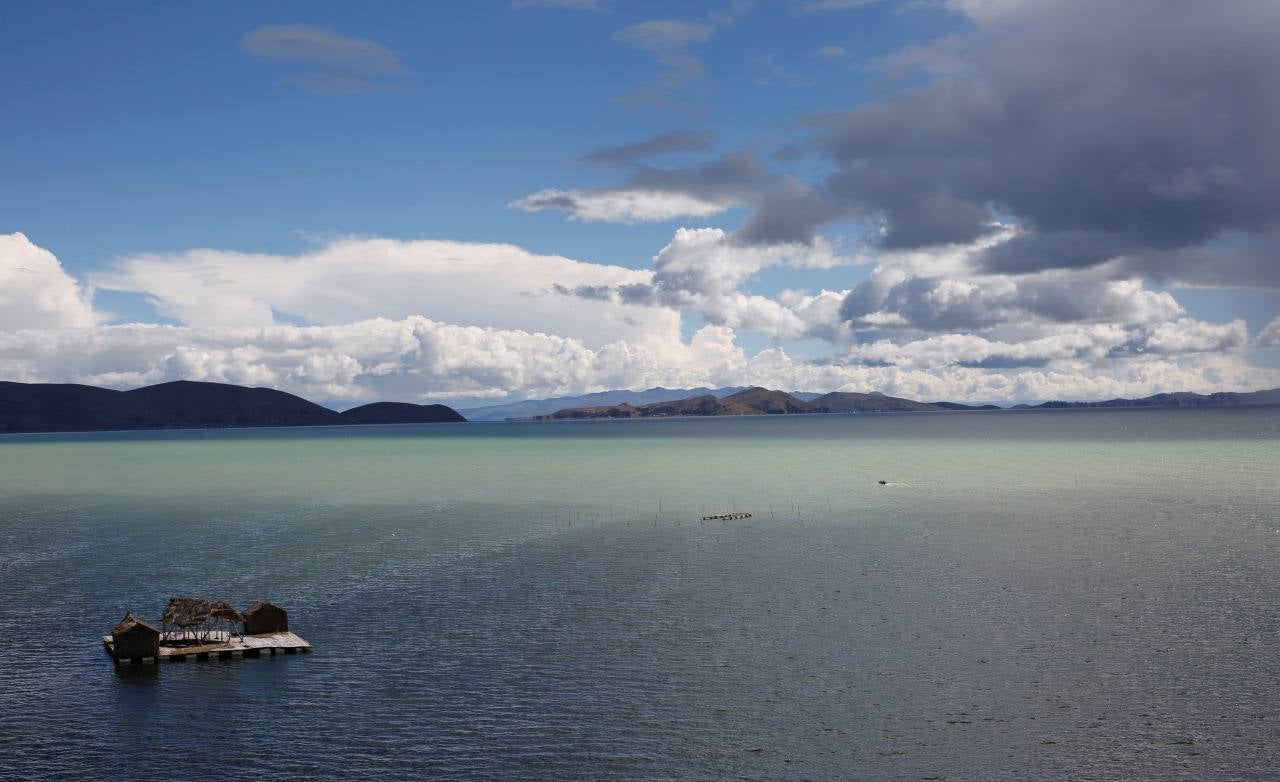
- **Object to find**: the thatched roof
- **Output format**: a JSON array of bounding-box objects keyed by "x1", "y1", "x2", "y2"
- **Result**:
[
  {"x1": 210, "y1": 605, "x2": 243, "y2": 623},
  {"x1": 162, "y1": 597, "x2": 242, "y2": 628},
  {"x1": 112, "y1": 610, "x2": 159, "y2": 636}
]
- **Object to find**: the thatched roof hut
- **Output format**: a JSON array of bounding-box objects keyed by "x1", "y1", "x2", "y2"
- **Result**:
[
  {"x1": 162, "y1": 597, "x2": 241, "y2": 629},
  {"x1": 243, "y1": 600, "x2": 288, "y2": 634},
  {"x1": 112, "y1": 610, "x2": 160, "y2": 659}
]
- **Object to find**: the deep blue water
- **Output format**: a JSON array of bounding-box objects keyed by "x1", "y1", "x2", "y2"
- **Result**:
[{"x1": 1, "y1": 408, "x2": 1278, "y2": 780}]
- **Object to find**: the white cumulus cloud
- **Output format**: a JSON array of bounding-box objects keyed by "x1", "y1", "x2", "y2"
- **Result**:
[
  {"x1": 2, "y1": 232, "x2": 1276, "y2": 406},
  {"x1": 1257, "y1": 317, "x2": 1280, "y2": 348},
  {"x1": 1140, "y1": 318, "x2": 1248, "y2": 355},
  {"x1": 94, "y1": 236, "x2": 671, "y2": 350},
  {"x1": 3, "y1": 317, "x2": 1276, "y2": 406},
  {"x1": 0, "y1": 233, "x2": 97, "y2": 330}
]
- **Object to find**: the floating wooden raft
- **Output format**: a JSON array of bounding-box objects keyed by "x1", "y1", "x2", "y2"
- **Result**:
[
  {"x1": 701, "y1": 512, "x2": 752, "y2": 521},
  {"x1": 103, "y1": 630, "x2": 311, "y2": 664}
]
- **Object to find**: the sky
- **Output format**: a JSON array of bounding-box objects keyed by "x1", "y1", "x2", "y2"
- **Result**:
[{"x1": 2, "y1": 0, "x2": 1278, "y2": 407}]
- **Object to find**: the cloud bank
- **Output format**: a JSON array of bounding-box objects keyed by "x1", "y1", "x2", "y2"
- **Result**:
[
  {"x1": 3, "y1": 316, "x2": 1273, "y2": 408},
  {"x1": 3, "y1": 232, "x2": 1273, "y2": 406}
]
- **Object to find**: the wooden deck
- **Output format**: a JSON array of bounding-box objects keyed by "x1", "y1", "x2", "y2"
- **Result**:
[{"x1": 103, "y1": 630, "x2": 311, "y2": 664}]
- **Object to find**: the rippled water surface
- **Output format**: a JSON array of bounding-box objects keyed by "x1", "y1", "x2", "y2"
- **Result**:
[{"x1": 1, "y1": 409, "x2": 1278, "y2": 781}]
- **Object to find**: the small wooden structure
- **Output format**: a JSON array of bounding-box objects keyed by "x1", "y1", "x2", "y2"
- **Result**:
[
  {"x1": 104, "y1": 598, "x2": 309, "y2": 664},
  {"x1": 162, "y1": 597, "x2": 244, "y2": 644},
  {"x1": 243, "y1": 600, "x2": 288, "y2": 634},
  {"x1": 702, "y1": 512, "x2": 752, "y2": 521},
  {"x1": 104, "y1": 630, "x2": 310, "y2": 663},
  {"x1": 111, "y1": 611, "x2": 160, "y2": 660}
]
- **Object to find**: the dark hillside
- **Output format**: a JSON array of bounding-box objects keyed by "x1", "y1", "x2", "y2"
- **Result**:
[
  {"x1": 0, "y1": 380, "x2": 466, "y2": 433},
  {"x1": 340, "y1": 401, "x2": 466, "y2": 423},
  {"x1": 810, "y1": 391, "x2": 942, "y2": 413},
  {"x1": 124, "y1": 381, "x2": 342, "y2": 427},
  {"x1": 0, "y1": 382, "x2": 176, "y2": 432}
]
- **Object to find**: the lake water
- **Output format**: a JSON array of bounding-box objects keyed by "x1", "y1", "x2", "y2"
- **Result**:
[{"x1": 1, "y1": 409, "x2": 1277, "y2": 781}]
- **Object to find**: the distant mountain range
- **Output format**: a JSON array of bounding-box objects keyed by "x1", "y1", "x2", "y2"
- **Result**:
[
  {"x1": 532, "y1": 386, "x2": 1280, "y2": 420},
  {"x1": 0, "y1": 381, "x2": 465, "y2": 434},
  {"x1": 2, "y1": 380, "x2": 1275, "y2": 434},
  {"x1": 1015, "y1": 388, "x2": 1280, "y2": 409},
  {"x1": 812, "y1": 391, "x2": 957, "y2": 413},
  {"x1": 536, "y1": 387, "x2": 992, "y2": 419},
  {"x1": 537, "y1": 387, "x2": 816, "y2": 419},
  {"x1": 460, "y1": 386, "x2": 748, "y2": 421}
]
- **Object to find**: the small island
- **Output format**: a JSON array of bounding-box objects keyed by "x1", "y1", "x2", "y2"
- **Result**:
[{"x1": 104, "y1": 598, "x2": 310, "y2": 664}]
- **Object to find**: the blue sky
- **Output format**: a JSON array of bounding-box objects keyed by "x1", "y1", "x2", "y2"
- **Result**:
[
  {"x1": 3, "y1": 2, "x2": 953, "y2": 267},
  {"x1": 2, "y1": 1, "x2": 1277, "y2": 404}
]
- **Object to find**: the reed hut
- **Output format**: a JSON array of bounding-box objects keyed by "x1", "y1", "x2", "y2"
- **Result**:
[
  {"x1": 112, "y1": 611, "x2": 160, "y2": 659},
  {"x1": 162, "y1": 597, "x2": 243, "y2": 643},
  {"x1": 242, "y1": 600, "x2": 288, "y2": 634}
]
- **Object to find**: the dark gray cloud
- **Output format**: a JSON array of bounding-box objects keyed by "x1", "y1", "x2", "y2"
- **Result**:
[
  {"x1": 781, "y1": 0, "x2": 1280, "y2": 285},
  {"x1": 535, "y1": 2, "x2": 1280, "y2": 290},
  {"x1": 734, "y1": 181, "x2": 835, "y2": 245},
  {"x1": 550, "y1": 283, "x2": 616, "y2": 301},
  {"x1": 1121, "y1": 230, "x2": 1280, "y2": 289},
  {"x1": 579, "y1": 130, "x2": 715, "y2": 166},
  {"x1": 771, "y1": 143, "x2": 805, "y2": 163},
  {"x1": 512, "y1": 151, "x2": 767, "y2": 222},
  {"x1": 627, "y1": 150, "x2": 765, "y2": 199},
  {"x1": 241, "y1": 25, "x2": 404, "y2": 93}
]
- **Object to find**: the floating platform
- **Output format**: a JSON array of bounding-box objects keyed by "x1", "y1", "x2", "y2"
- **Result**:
[
  {"x1": 702, "y1": 512, "x2": 752, "y2": 521},
  {"x1": 103, "y1": 630, "x2": 311, "y2": 664}
]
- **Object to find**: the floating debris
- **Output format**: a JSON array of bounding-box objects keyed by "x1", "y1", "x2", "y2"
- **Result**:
[{"x1": 702, "y1": 512, "x2": 753, "y2": 521}]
